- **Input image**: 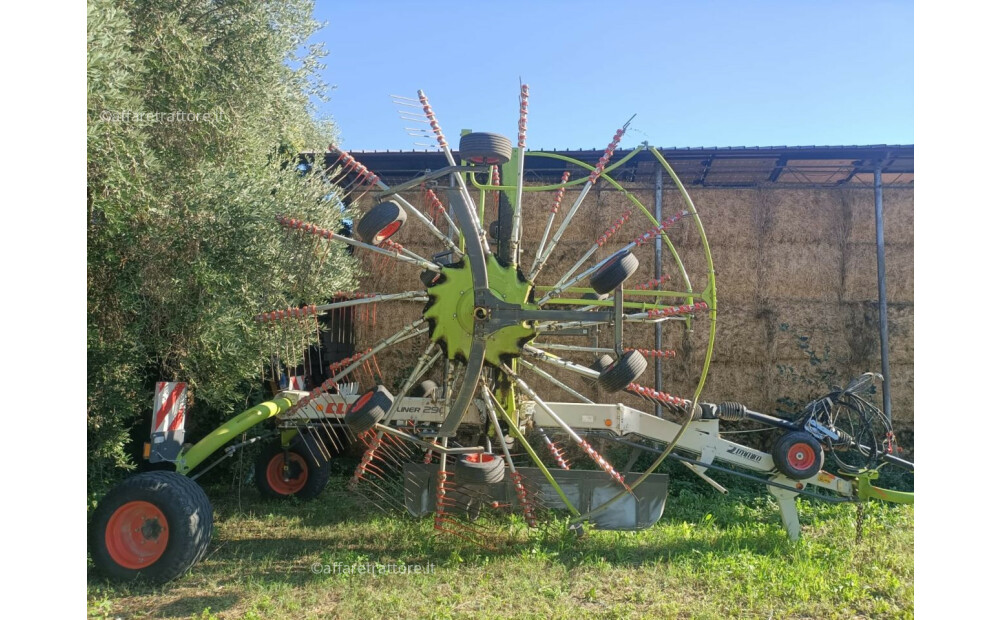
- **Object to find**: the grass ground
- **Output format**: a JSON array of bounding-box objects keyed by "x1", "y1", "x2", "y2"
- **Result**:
[{"x1": 87, "y1": 464, "x2": 914, "y2": 619}]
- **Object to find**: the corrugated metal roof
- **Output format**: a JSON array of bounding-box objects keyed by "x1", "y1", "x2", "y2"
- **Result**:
[{"x1": 307, "y1": 145, "x2": 913, "y2": 189}]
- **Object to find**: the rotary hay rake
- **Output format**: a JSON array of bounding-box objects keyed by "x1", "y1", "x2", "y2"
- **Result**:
[{"x1": 89, "y1": 86, "x2": 914, "y2": 583}]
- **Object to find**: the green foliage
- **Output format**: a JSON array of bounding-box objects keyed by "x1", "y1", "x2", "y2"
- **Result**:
[
  {"x1": 87, "y1": 476, "x2": 915, "y2": 618},
  {"x1": 87, "y1": 0, "x2": 352, "y2": 501}
]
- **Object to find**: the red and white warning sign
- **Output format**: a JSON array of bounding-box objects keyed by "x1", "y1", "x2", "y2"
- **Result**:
[
  {"x1": 151, "y1": 382, "x2": 188, "y2": 434},
  {"x1": 288, "y1": 375, "x2": 306, "y2": 390}
]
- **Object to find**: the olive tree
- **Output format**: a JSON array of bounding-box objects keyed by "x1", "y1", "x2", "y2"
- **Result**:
[{"x1": 87, "y1": 0, "x2": 352, "y2": 499}]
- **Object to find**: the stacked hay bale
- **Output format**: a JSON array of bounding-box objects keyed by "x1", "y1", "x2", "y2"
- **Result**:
[
  {"x1": 348, "y1": 178, "x2": 914, "y2": 453},
  {"x1": 692, "y1": 186, "x2": 914, "y2": 451}
]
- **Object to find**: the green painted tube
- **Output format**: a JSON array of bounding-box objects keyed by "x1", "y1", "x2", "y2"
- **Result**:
[
  {"x1": 545, "y1": 296, "x2": 704, "y2": 311},
  {"x1": 490, "y1": 391, "x2": 580, "y2": 516},
  {"x1": 857, "y1": 473, "x2": 915, "y2": 504},
  {"x1": 467, "y1": 146, "x2": 645, "y2": 192},
  {"x1": 175, "y1": 398, "x2": 293, "y2": 475}
]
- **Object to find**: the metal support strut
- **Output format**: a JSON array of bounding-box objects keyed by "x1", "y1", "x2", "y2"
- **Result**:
[{"x1": 874, "y1": 162, "x2": 892, "y2": 425}]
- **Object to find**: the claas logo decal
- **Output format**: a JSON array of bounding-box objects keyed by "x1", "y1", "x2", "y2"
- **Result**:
[{"x1": 314, "y1": 401, "x2": 349, "y2": 415}]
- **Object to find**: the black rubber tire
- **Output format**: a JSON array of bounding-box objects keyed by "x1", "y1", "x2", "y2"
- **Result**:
[
  {"x1": 488, "y1": 220, "x2": 500, "y2": 240},
  {"x1": 597, "y1": 350, "x2": 647, "y2": 393},
  {"x1": 771, "y1": 431, "x2": 824, "y2": 480},
  {"x1": 587, "y1": 354, "x2": 614, "y2": 385},
  {"x1": 590, "y1": 250, "x2": 640, "y2": 295},
  {"x1": 356, "y1": 200, "x2": 407, "y2": 245},
  {"x1": 254, "y1": 435, "x2": 332, "y2": 500},
  {"x1": 345, "y1": 385, "x2": 393, "y2": 435},
  {"x1": 583, "y1": 291, "x2": 609, "y2": 302},
  {"x1": 89, "y1": 471, "x2": 213, "y2": 583},
  {"x1": 409, "y1": 380, "x2": 438, "y2": 398},
  {"x1": 459, "y1": 132, "x2": 513, "y2": 165},
  {"x1": 454, "y1": 453, "x2": 506, "y2": 484}
]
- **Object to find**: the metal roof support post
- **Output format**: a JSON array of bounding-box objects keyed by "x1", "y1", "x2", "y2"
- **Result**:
[
  {"x1": 874, "y1": 162, "x2": 892, "y2": 424},
  {"x1": 654, "y1": 164, "x2": 664, "y2": 417}
]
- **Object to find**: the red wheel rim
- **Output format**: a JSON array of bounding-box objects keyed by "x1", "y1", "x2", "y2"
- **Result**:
[
  {"x1": 266, "y1": 452, "x2": 308, "y2": 495},
  {"x1": 469, "y1": 156, "x2": 500, "y2": 165},
  {"x1": 787, "y1": 442, "x2": 816, "y2": 471},
  {"x1": 595, "y1": 250, "x2": 626, "y2": 275},
  {"x1": 351, "y1": 391, "x2": 374, "y2": 412},
  {"x1": 105, "y1": 501, "x2": 170, "y2": 569},
  {"x1": 464, "y1": 453, "x2": 497, "y2": 464},
  {"x1": 374, "y1": 221, "x2": 401, "y2": 243}
]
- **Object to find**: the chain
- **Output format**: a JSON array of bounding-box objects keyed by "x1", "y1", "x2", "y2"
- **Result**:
[{"x1": 855, "y1": 501, "x2": 866, "y2": 544}]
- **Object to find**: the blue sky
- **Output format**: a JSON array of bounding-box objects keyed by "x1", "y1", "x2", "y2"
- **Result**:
[{"x1": 309, "y1": 1, "x2": 913, "y2": 151}]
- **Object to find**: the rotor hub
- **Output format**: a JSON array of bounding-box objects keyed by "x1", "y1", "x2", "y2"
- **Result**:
[{"x1": 423, "y1": 255, "x2": 537, "y2": 367}]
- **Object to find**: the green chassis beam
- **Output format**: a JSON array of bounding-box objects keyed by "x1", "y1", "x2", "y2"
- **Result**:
[
  {"x1": 854, "y1": 470, "x2": 915, "y2": 505},
  {"x1": 545, "y1": 296, "x2": 707, "y2": 312},
  {"x1": 175, "y1": 397, "x2": 294, "y2": 475}
]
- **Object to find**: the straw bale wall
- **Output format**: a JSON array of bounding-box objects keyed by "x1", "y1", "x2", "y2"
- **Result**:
[{"x1": 348, "y1": 182, "x2": 914, "y2": 451}]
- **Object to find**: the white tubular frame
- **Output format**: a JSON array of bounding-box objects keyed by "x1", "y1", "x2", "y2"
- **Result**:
[{"x1": 529, "y1": 400, "x2": 856, "y2": 540}]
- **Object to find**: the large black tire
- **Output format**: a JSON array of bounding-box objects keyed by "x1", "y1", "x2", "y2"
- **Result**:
[
  {"x1": 356, "y1": 200, "x2": 407, "y2": 245},
  {"x1": 590, "y1": 354, "x2": 614, "y2": 374},
  {"x1": 89, "y1": 471, "x2": 213, "y2": 583},
  {"x1": 588, "y1": 354, "x2": 614, "y2": 385},
  {"x1": 454, "y1": 453, "x2": 506, "y2": 484},
  {"x1": 597, "y1": 350, "x2": 647, "y2": 393},
  {"x1": 590, "y1": 250, "x2": 639, "y2": 295},
  {"x1": 459, "y1": 132, "x2": 513, "y2": 165},
  {"x1": 771, "y1": 431, "x2": 824, "y2": 480},
  {"x1": 345, "y1": 385, "x2": 393, "y2": 435},
  {"x1": 582, "y1": 291, "x2": 609, "y2": 302},
  {"x1": 254, "y1": 435, "x2": 332, "y2": 500}
]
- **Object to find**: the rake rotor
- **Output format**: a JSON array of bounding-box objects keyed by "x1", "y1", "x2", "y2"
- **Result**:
[{"x1": 257, "y1": 84, "x2": 718, "y2": 541}]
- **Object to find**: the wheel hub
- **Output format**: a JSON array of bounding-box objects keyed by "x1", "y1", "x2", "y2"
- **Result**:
[
  {"x1": 423, "y1": 254, "x2": 537, "y2": 367},
  {"x1": 105, "y1": 500, "x2": 170, "y2": 569},
  {"x1": 140, "y1": 518, "x2": 164, "y2": 540},
  {"x1": 266, "y1": 452, "x2": 308, "y2": 494},
  {"x1": 787, "y1": 442, "x2": 816, "y2": 470}
]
